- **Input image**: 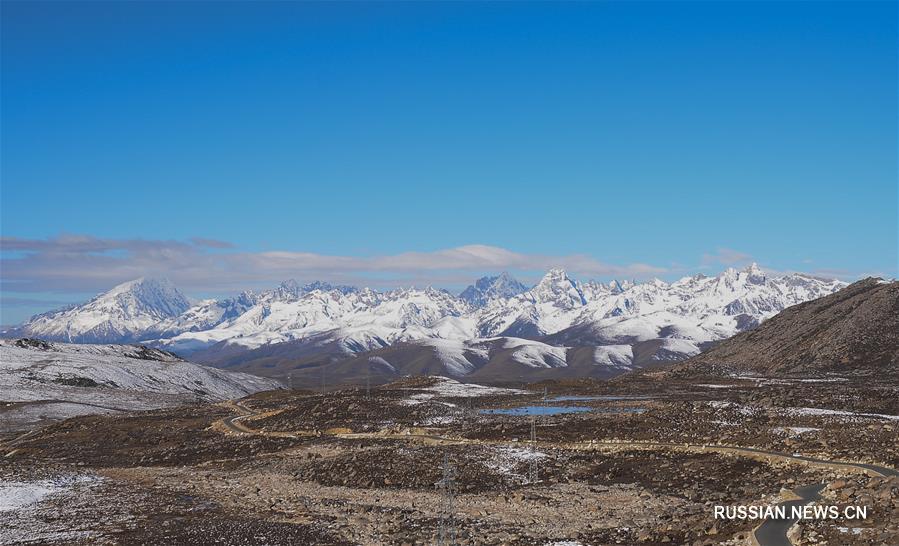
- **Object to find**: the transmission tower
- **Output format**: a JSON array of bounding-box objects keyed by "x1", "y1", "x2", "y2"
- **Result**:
[
  {"x1": 436, "y1": 452, "x2": 457, "y2": 546},
  {"x1": 528, "y1": 417, "x2": 539, "y2": 484}
]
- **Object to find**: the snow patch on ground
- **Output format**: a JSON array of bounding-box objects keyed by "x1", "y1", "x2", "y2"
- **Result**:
[
  {"x1": 483, "y1": 446, "x2": 548, "y2": 481},
  {"x1": 399, "y1": 393, "x2": 435, "y2": 406},
  {"x1": 0, "y1": 482, "x2": 60, "y2": 512},
  {"x1": 0, "y1": 475, "x2": 97, "y2": 512},
  {"x1": 0, "y1": 341, "x2": 280, "y2": 403},
  {"x1": 0, "y1": 340, "x2": 281, "y2": 431},
  {"x1": 772, "y1": 426, "x2": 820, "y2": 436},
  {"x1": 423, "y1": 377, "x2": 526, "y2": 397},
  {"x1": 733, "y1": 375, "x2": 849, "y2": 384},
  {"x1": 707, "y1": 401, "x2": 755, "y2": 416},
  {"x1": 785, "y1": 407, "x2": 899, "y2": 421},
  {"x1": 0, "y1": 475, "x2": 100, "y2": 544},
  {"x1": 420, "y1": 415, "x2": 455, "y2": 426}
]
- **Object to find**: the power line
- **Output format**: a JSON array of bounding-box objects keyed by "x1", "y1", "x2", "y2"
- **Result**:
[
  {"x1": 437, "y1": 452, "x2": 457, "y2": 546},
  {"x1": 529, "y1": 417, "x2": 538, "y2": 484}
]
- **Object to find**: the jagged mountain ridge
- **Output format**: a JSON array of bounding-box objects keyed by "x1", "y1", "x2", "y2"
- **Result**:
[
  {"x1": 3, "y1": 266, "x2": 848, "y2": 379},
  {"x1": 459, "y1": 272, "x2": 528, "y2": 307}
]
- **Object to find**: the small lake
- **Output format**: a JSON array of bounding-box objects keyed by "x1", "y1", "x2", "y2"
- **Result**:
[{"x1": 480, "y1": 406, "x2": 645, "y2": 416}]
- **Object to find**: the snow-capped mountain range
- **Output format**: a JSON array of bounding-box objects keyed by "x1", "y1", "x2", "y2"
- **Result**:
[{"x1": 3, "y1": 265, "x2": 848, "y2": 379}]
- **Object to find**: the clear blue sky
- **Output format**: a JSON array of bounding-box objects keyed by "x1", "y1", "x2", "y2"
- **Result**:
[{"x1": 1, "y1": 1, "x2": 897, "y2": 323}]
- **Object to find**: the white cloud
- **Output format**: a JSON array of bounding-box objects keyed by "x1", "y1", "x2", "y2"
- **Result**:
[
  {"x1": 1, "y1": 234, "x2": 667, "y2": 294},
  {"x1": 700, "y1": 247, "x2": 753, "y2": 268}
]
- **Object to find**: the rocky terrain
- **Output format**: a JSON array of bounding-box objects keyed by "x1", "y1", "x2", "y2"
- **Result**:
[
  {"x1": 2, "y1": 375, "x2": 896, "y2": 545},
  {"x1": 2, "y1": 279, "x2": 896, "y2": 545}
]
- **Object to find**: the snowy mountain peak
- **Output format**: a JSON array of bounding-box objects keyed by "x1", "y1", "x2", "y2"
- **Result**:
[
  {"x1": 459, "y1": 272, "x2": 528, "y2": 307},
  {"x1": 85, "y1": 277, "x2": 189, "y2": 318},
  {"x1": 541, "y1": 268, "x2": 570, "y2": 282},
  {"x1": 744, "y1": 262, "x2": 766, "y2": 284},
  {"x1": 745, "y1": 262, "x2": 762, "y2": 273},
  {"x1": 299, "y1": 280, "x2": 358, "y2": 295},
  {"x1": 266, "y1": 279, "x2": 358, "y2": 302},
  {"x1": 11, "y1": 278, "x2": 190, "y2": 344},
  {"x1": 277, "y1": 279, "x2": 303, "y2": 296},
  {"x1": 717, "y1": 263, "x2": 769, "y2": 288},
  {"x1": 531, "y1": 268, "x2": 586, "y2": 308}
]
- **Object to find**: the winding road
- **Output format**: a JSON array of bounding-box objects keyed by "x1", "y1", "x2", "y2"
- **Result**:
[
  {"x1": 749, "y1": 460, "x2": 896, "y2": 546},
  {"x1": 752, "y1": 484, "x2": 825, "y2": 546}
]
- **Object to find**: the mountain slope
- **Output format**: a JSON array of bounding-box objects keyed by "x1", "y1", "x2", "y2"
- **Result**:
[
  {"x1": 677, "y1": 278, "x2": 898, "y2": 376},
  {"x1": 475, "y1": 268, "x2": 588, "y2": 338},
  {"x1": 0, "y1": 338, "x2": 282, "y2": 431},
  {"x1": 8, "y1": 278, "x2": 190, "y2": 343},
  {"x1": 278, "y1": 337, "x2": 577, "y2": 388}
]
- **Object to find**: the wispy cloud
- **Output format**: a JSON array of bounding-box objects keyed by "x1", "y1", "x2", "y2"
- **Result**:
[
  {"x1": 1, "y1": 234, "x2": 667, "y2": 294},
  {"x1": 188, "y1": 237, "x2": 235, "y2": 249},
  {"x1": 700, "y1": 247, "x2": 754, "y2": 268}
]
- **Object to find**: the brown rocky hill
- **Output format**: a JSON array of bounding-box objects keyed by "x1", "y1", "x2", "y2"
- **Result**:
[{"x1": 676, "y1": 278, "x2": 898, "y2": 376}]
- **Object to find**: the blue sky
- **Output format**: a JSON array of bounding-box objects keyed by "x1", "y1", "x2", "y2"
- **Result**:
[{"x1": 1, "y1": 1, "x2": 897, "y2": 324}]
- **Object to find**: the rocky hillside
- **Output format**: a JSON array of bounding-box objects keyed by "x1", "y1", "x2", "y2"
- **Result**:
[
  {"x1": 0, "y1": 338, "x2": 282, "y2": 432},
  {"x1": 679, "y1": 278, "x2": 898, "y2": 376}
]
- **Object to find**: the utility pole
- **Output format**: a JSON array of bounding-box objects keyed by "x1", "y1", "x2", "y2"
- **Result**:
[
  {"x1": 321, "y1": 365, "x2": 326, "y2": 395},
  {"x1": 437, "y1": 453, "x2": 457, "y2": 546},
  {"x1": 365, "y1": 362, "x2": 371, "y2": 400},
  {"x1": 528, "y1": 417, "x2": 538, "y2": 484},
  {"x1": 462, "y1": 397, "x2": 473, "y2": 431}
]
